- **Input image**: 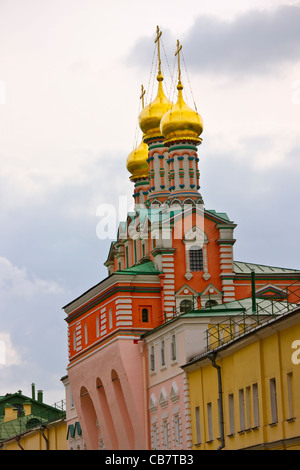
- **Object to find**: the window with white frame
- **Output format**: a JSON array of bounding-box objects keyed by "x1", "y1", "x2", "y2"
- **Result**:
[
  {"x1": 170, "y1": 334, "x2": 177, "y2": 361},
  {"x1": 151, "y1": 423, "x2": 159, "y2": 450},
  {"x1": 195, "y1": 406, "x2": 201, "y2": 444},
  {"x1": 287, "y1": 372, "x2": 294, "y2": 420},
  {"x1": 228, "y1": 393, "x2": 235, "y2": 435},
  {"x1": 270, "y1": 378, "x2": 278, "y2": 424},
  {"x1": 173, "y1": 414, "x2": 181, "y2": 447},
  {"x1": 150, "y1": 345, "x2": 155, "y2": 372},
  {"x1": 239, "y1": 388, "x2": 245, "y2": 431},
  {"x1": 183, "y1": 226, "x2": 210, "y2": 281},
  {"x1": 189, "y1": 245, "x2": 203, "y2": 271},
  {"x1": 162, "y1": 420, "x2": 169, "y2": 449},
  {"x1": 252, "y1": 383, "x2": 259, "y2": 428},
  {"x1": 160, "y1": 340, "x2": 166, "y2": 367},
  {"x1": 245, "y1": 386, "x2": 251, "y2": 430},
  {"x1": 207, "y1": 402, "x2": 213, "y2": 441},
  {"x1": 179, "y1": 299, "x2": 193, "y2": 313}
]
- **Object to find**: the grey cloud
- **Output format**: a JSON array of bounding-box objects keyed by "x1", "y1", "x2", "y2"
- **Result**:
[
  {"x1": 127, "y1": 5, "x2": 300, "y2": 77},
  {"x1": 200, "y1": 140, "x2": 300, "y2": 270}
]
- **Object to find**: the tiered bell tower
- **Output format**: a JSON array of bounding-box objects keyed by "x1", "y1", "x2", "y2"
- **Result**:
[
  {"x1": 160, "y1": 40, "x2": 204, "y2": 206},
  {"x1": 138, "y1": 27, "x2": 173, "y2": 206}
]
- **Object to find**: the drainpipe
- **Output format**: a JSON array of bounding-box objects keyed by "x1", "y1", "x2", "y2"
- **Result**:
[
  {"x1": 16, "y1": 437, "x2": 24, "y2": 450},
  {"x1": 208, "y1": 352, "x2": 225, "y2": 450},
  {"x1": 39, "y1": 425, "x2": 49, "y2": 450}
]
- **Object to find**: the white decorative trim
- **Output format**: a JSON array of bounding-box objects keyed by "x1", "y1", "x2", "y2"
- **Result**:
[{"x1": 183, "y1": 226, "x2": 210, "y2": 281}]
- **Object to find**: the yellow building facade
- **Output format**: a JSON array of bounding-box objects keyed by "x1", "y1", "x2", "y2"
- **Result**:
[
  {"x1": 0, "y1": 387, "x2": 67, "y2": 450},
  {"x1": 1, "y1": 419, "x2": 67, "y2": 450},
  {"x1": 184, "y1": 305, "x2": 300, "y2": 450}
]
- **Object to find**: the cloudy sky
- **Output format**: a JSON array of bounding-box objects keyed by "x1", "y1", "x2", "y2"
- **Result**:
[{"x1": 0, "y1": 0, "x2": 299, "y2": 404}]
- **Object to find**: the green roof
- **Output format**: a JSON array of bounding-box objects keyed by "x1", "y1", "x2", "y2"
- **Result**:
[
  {"x1": 116, "y1": 260, "x2": 160, "y2": 275},
  {"x1": 234, "y1": 261, "x2": 300, "y2": 274},
  {"x1": 205, "y1": 209, "x2": 230, "y2": 221},
  {"x1": 189, "y1": 297, "x2": 299, "y2": 316}
]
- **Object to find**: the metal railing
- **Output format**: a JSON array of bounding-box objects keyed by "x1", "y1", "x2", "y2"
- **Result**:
[
  {"x1": 205, "y1": 280, "x2": 300, "y2": 351},
  {"x1": 161, "y1": 279, "x2": 300, "y2": 351}
]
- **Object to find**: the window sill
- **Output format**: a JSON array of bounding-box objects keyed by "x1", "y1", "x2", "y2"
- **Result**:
[
  {"x1": 286, "y1": 417, "x2": 296, "y2": 423},
  {"x1": 269, "y1": 421, "x2": 278, "y2": 427},
  {"x1": 251, "y1": 426, "x2": 259, "y2": 431}
]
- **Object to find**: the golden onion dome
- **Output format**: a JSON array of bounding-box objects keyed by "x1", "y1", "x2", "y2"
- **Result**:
[
  {"x1": 160, "y1": 82, "x2": 203, "y2": 145},
  {"x1": 126, "y1": 138, "x2": 149, "y2": 181},
  {"x1": 138, "y1": 74, "x2": 173, "y2": 141}
]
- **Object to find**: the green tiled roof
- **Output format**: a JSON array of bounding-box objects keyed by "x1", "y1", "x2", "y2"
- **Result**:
[
  {"x1": 116, "y1": 261, "x2": 160, "y2": 275},
  {"x1": 234, "y1": 261, "x2": 300, "y2": 274},
  {"x1": 192, "y1": 297, "x2": 298, "y2": 315},
  {"x1": 205, "y1": 209, "x2": 230, "y2": 221}
]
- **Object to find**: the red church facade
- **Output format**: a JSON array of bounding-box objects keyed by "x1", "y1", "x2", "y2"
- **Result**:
[{"x1": 63, "y1": 29, "x2": 300, "y2": 450}]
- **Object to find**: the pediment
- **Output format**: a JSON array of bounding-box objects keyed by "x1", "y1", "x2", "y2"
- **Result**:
[
  {"x1": 149, "y1": 393, "x2": 157, "y2": 412},
  {"x1": 176, "y1": 284, "x2": 199, "y2": 297},
  {"x1": 201, "y1": 283, "x2": 222, "y2": 297},
  {"x1": 170, "y1": 382, "x2": 179, "y2": 403},
  {"x1": 158, "y1": 388, "x2": 168, "y2": 408},
  {"x1": 256, "y1": 284, "x2": 287, "y2": 299}
]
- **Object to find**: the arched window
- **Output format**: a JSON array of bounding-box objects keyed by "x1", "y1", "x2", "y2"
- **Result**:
[
  {"x1": 189, "y1": 245, "x2": 203, "y2": 271},
  {"x1": 205, "y1": 299, "x2": 218, "y2": 308},
  {"x1": 142, "y1": 308, "x2": 149, "y2": 322},
  {"x1": 180, "y1": 299, "x2": 193, "y2": 314}
]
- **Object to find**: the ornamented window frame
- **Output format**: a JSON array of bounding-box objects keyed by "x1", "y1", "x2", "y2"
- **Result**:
[{"x1": 183, "y1": 226, "x2": 210, "y2": 281}]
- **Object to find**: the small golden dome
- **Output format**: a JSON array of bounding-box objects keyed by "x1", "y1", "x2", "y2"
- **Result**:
[
  {"x1": 160, "y1": 83, "x2": 203, "y2": 145},
  {"x1": 138, "y1": 75, "x2": 173, "y2": 141},
  {"x1": 126, "y1": 139, "x2": 149, "y2": 181}
]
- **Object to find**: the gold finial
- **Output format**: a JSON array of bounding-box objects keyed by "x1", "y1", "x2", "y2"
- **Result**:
[
  {"x1": 175, "y1": 39, "x2": 183, "y2": 88},
  {"x1": 140, "y1": 84, "x2": 146, "y2": 108},
  {"x1": 154, "y1": 25, "x2": 163, "y2": 79}
]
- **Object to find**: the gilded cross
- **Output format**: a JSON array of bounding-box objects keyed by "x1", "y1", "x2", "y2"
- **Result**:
[
  {"x1": 140, "y1": 84, "x2": 146, "y2": 108},
  {"x1": 175, "y1": 39, "x2": 182, "y2": 84},
  {"x1": 154, "y1": 25, "x2": 162, "y2": 75}
]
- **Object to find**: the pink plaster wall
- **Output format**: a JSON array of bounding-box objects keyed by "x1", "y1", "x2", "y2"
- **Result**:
[
  {"x1": 67, "y1": 337, "x2": 147, "y2": 450},
  {"x1": 148, "y1": 372, "x2": 189, "y2": 450}
]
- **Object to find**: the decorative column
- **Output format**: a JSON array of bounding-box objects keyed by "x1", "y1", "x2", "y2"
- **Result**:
[{"x1": 216, "y1": 223, "x2": 237, "y2": 302}]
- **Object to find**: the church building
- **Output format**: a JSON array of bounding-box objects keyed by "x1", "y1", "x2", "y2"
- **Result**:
[{"x1": 63, "y1": 28, "x2": 300, "y2": 450}]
